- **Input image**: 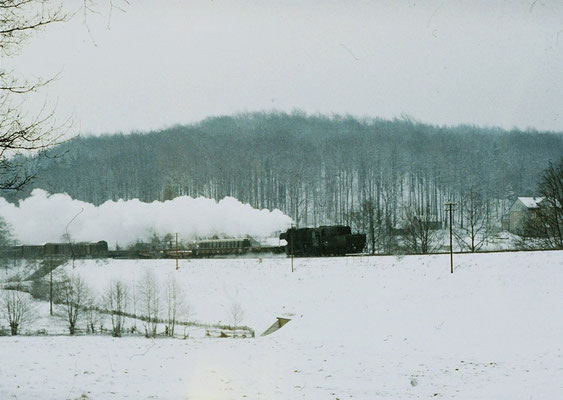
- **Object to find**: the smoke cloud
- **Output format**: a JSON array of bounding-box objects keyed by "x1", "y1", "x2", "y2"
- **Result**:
[{"x1": 0, "y1": 189, "x2": 292, "y2": 247}]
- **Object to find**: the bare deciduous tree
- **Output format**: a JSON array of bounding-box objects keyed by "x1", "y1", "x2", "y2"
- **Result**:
[
  {"x1": 455, "y1": 188, "x2": 490, "y2": 252},
  {"x1": 85, "y1": 297, "x2": 99, "y2": 334},
  {"x1": 139, "y1": 270, "x2": 160, "y2": 338},
  {"x1": 58, "y1": 272, "x2": 90, "y2": 335},
  {"x1": 1, "y1": 287, "x2": 35, "y2": 335},
  {"x1": 129, "y1": 282, "x2": 138, "y2": 333},
  {"x1": 349, "y1": 199, "x2": 376, "y2": 254},
  {"x1": 0, "y1": 1, "x2": 66, "y2": 56},
  {"x1": 349, "y1": 198, "x2": 397, "y2": 254},
  {"x1": 522, "y1": 159, "x2": 563, "y2": 249},
  {"x1": 163, "y1": 274, "x2": 184, "y2": 337},
  {"x1": 401, "y1": 206, "x2": 442, "y2": 254},
  {"x1": 0, "y1": 1, "x2": 68, "y2": 190},
  {"x1": 230, "y1": 302, "x2": 245, "y2": 330},
  {"x1": 103, "y1": 279, "x2": 128, "y2": 337},
  {"x1": 1, "y1": 1, "x2": 129, "y2": 191}
]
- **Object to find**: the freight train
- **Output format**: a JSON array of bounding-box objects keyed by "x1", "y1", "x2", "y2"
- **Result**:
[
  {"x1": 2, "y1": 226, "x2": 366, "y2": 259},
  {"x1": 279, "y1": 225, "x2": 366, "y2": 256},
  {"x1": 1, "y1": 238, "x2": 283, "y2": 259}
]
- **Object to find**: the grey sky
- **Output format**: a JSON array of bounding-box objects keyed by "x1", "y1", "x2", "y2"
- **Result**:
[{"x1": 6, "y1": 0, "x2": 563, "y2": 135}]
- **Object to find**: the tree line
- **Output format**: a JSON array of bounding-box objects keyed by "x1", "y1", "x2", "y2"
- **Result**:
[{"x1": 3, "y1": 112, "x2": 562, "y2": 242}]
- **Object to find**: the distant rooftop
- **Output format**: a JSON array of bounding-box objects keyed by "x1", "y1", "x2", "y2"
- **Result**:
[{"x1": 517, "y1": 197, "x2": 545, "y2": 208}]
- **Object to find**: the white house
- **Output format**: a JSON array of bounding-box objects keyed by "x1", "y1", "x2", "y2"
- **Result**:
[{"x1": 507, "y1": 197, "x2": 544, "y2": 234}]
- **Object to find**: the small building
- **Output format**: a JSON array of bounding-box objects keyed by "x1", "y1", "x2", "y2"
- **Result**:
[{"x1": 507, "y1": 197, "x2": 544, "y2": 234}]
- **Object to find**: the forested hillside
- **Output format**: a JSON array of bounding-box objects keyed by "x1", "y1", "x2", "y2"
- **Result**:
[{"x1": 5, "y1": 112, "x2": 563, "y2": 230}]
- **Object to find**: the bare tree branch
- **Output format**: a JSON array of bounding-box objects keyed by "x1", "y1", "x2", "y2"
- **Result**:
[{"x1": 0, "y1": 0, "x2": 127, "y2": 191}]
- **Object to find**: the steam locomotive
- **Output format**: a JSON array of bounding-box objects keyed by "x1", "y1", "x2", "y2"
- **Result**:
[{"x1": 280, "y1": 225, "x2": 366, "y2": 256}]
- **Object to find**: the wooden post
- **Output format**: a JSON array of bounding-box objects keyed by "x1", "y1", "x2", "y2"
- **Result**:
[{"x1": 445, "y1": 202, "x2": 456, "y2": 274}]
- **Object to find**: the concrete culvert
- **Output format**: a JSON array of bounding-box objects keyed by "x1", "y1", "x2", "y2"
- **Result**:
[{"x1": 261, "y1": 317, "x2": 291, "y2": 336}]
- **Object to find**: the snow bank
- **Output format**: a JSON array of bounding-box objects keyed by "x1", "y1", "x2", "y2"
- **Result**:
[{"x1": 0, "y1": 189, "x2": 292, "y2": 247}]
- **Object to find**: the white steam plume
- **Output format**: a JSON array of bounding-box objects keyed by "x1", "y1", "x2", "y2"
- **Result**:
[{"x1": 0, "y1": 189, "x2": 292, "y2": 247}]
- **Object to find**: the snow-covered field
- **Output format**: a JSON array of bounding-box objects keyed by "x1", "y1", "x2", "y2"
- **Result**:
[{"x1": 1, "y1": 251, "x2": 562, "y2": 399}]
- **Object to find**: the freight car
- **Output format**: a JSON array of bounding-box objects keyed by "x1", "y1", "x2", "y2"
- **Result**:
[
  {"x1": 191, "y1": 238, "x2": 284, "y2": 257},
  {"x1": 192, "y1": 238, "x2": 253, "y2": 257},
  {"x1": 5, "y1": 241, "x2": 109, "y2": 259},
  {"x1": 279, "y1": 225, "x2": 366, "y2": 256},
  {"x1": 44, "y1": 241, "x2": 109, "y2": 258}
]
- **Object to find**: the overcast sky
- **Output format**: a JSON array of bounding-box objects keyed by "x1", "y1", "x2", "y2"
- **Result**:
[{"x1": 5, "y1": 0, "x2": 563, "y2": 135}]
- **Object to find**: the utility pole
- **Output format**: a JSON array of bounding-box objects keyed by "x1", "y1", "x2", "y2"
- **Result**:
[
  {"x1": 290, "y1": 225, "x2": 294, "y2": 273},
  {"x1": 49, "y1": 257, "x2": 53, "y2": 316},
  {"x1": 175, "y1": 232, "x2": 179, "y2": 271},
  {"x1": 445, "y1": 202, "x2": 456, "y2": 274}
]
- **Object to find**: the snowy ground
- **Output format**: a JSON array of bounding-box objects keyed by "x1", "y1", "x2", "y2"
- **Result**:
[{"x1": 1, "y1": 251, "x2": 562, "y2": 399}]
